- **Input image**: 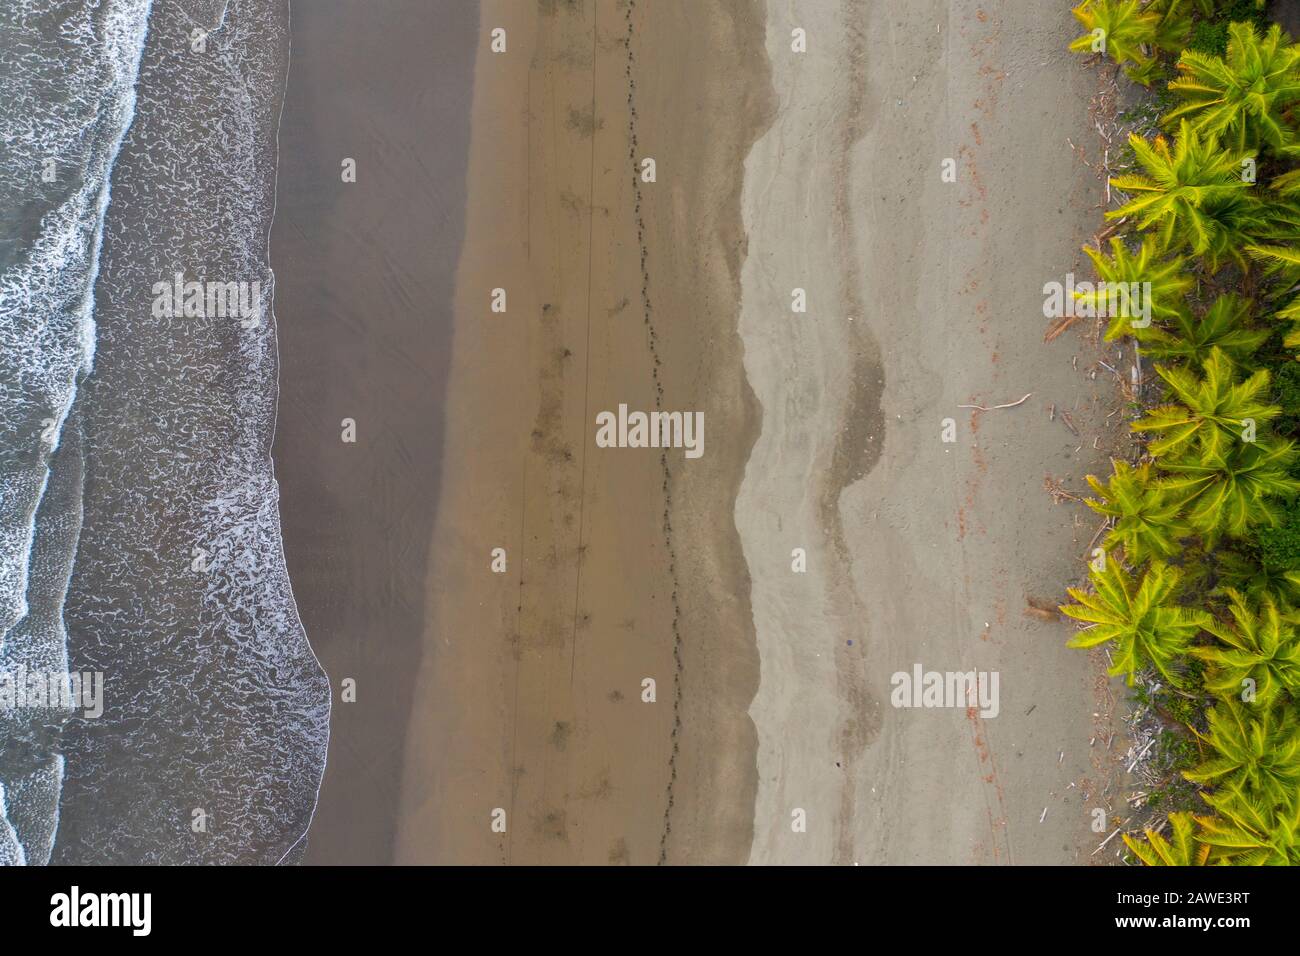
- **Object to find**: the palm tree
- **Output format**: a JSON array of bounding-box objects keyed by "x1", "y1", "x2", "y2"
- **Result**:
[
  {"x1": 1074, "y1": 238, "x2": 1193, "y2": 341},
  {"x1": 1197, "y1": 784, "x2": 1300, "y2": 865},
  {"x1": 1135, "y1": 294, "x2": 1268, "y2": 367},
  {"x1": 1246, "y1": 238, "x2": 1300, "y2": 289},
  {"x1": 1158, "y1": 437, "x2": 1300, "y2": 541},
  {"x1": 1085, "y1": 461, "x2": 1189, "y2": 561},
  {"x1": 1109, "y1": 122, "x2": 1263, "y2": 269},
  {"x1": 1131, "y1": 347, "x2": 1280, "y2": 459},
  {"x1": 1070, "y1": 1, "x2": 1179, "y2": 85},
  {"x1": 1123, "y1": 810, "x2": 1211, "y2": 865},
  {"x1": 1245, "y1": 173, "x2": 1300, "y2": 333},
  {"x1": 1184, "y1": 698, "x2": 1300, "y2": 807},
  {"x1": 1165, "y1": 22, "x2": 1300, "y2": 154},
  {"x1": 1245, "y1": 169, "x2": 1300, "y2": 270},
  {"x1": 1241, "y1": 283, "x2": 1300, "y2": 343},
  {"x1": 1193, "y1": 589, "x2": 1300, "y2": 704},
  {"x1": 1147, "y1": 1, "x2": 1196, "y2": 75},
  {"x1": 1060, "y1": 559, "x2": 1208, "y2": 685}
]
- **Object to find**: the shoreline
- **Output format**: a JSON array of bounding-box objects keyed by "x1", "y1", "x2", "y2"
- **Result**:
[{"x1": 268, "y1": 0, "x2": 331, "y2": 866}]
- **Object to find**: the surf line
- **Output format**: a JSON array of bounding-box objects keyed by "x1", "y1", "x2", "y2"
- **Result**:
[{"x1": 594, "y1": 403, "x2": 704, "y2": 459}]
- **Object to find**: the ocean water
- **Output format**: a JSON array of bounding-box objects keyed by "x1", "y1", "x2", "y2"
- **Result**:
[{"x1": 1, "y1": 0, "x2": 330, "y2": 864}]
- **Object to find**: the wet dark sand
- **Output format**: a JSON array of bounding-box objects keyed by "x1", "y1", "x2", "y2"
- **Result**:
[{"x1": 270, "y1": 0, "x2": 477, "y2": 865}]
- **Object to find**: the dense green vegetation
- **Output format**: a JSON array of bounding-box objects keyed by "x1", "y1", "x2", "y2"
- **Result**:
[{"x1": 1068, "y1": 0, "x2": 1300, "y2": 864}]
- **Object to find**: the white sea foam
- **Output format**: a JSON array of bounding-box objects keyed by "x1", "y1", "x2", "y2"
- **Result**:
[
  {"x1": 0, "y1": 782, "x2": 25, "y2": 866},
  {"x1": 2, "y1": 0, "x2": 329, "y2": 868},
  {"x1": 48, "y1": 0, "x2": 330, "y2": 865},
  {"x1": 0, "y1": 0, "x2": 151, "y2": 866}
]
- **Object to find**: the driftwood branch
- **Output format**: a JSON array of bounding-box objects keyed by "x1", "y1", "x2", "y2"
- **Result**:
[
  {"x1": 957, "y1": 393, "x2": 1033, "y2": 412},
  {"x1": 1092, "y1": 820, "x2": 1129, "y2": 856},
  {"x1": 1044, "y1": 315, "x2": 1080, "y2": 342}
]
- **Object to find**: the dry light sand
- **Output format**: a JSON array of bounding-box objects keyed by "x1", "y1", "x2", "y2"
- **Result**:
[{"x1": 739, "y1": 0, "x2": 1132, "y2": 864}]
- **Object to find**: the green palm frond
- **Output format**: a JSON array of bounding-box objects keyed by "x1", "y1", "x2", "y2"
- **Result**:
[
  {"x1": 1197, "y1": 784, "x2": 1300, "y2": 865},
  {"x1": 1132, "y1": 347, "x2": 1280, "y2": 458},
  {"x1": 1070, "y1": 1, "x2": 1172, "y2": 84},
  {"x1": 1213, "y1": 549, "x2": 1300, "y2": 605},
  {"x1": 1268, "y1": 167, "x2": 1300, "y2": 197},
  {"x1": 1246, "y1": 239, "x2": 1300, "y2": 280},
  {"x1": 1060, "y1": 559, "x2": 1208, "y2": 685},
  {"x1": 1244, "y1": 185, "x2": 1300, "y2": 284},
  {"x1": 1192, "y1": 589, "x2": 1300, "y2": 704},
  {"x1": 1165, "y1": 22, "x2": 1300, "y2": 154},
  {"x1": 1184, "y1": 698, "x2": 1300, "y2": 807},
  {"x1": 1110, "y1": 122, "x2": 1263, "y2": 268},
  {"x1": 1158, "y1": 437, "x2": 1300, "y2": 542},
  {"x1": 1085, "y1": 461, "x2": 1190, "y2": 561},
  {"x1": 1075, "y1": 238, "x2": 1193, "y2": 341},
  {"x1": 1244, "y1": 200, "x2": 1300, "y2": 345},
  {"x1": 1135, "y1": 294, "x2": 1268, "y2": 366},
  {"x1": 1123, "y1": 810, "x2": 1211, "y2": 865}
]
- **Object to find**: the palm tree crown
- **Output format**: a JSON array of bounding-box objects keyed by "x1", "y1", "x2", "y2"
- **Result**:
[
  {"x1": 1184, "y1": 698, "x2": 1300, "y2": 807},
  {"x1": 1157, "y1": 437, "x2": 1300, "y2": 541},
  {"x1": 1166, "y1": 22, "x2": 1300, "y2": 153},
  {"x1": 1061, "y1": 559, "x2": 1208, "y2": 685},
  {"x1": 1070, "y1": 1, "x2": 1187, "y2": 85},
  {"x1": 1132, "y1": 347, "x2": 1280, "y2": 459},
  {"x1": 1109, "y1": 121, "x2": 1262, "y2": 268},
  {"x1": 1194, "y1": 589, "x2": 1300, "y2": 704},
  {"x1": 1075, "y1": 237, "x2": 1192, "y2": 341},
  {"x1": 1085, "y1": 461, "x2": 1189, "y2": 561}
]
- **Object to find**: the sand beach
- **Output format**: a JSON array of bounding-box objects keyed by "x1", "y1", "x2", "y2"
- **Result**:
[{"x1": 270, "y1": 0, "x2": 1133, "y2": 865}]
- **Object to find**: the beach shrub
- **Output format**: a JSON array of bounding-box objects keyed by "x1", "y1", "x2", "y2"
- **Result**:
[
  {"x1": 1254, "y1": 496, "x2": 1300, "y2": 570},
  {"x1": 1186, "y1": 0, "x2": 1270, "y2": 55}
]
